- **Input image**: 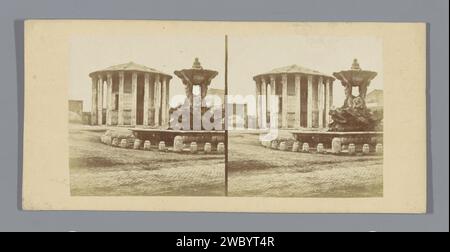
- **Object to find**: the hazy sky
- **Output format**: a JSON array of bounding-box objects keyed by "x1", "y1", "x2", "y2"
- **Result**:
[
  {"x1": 228, "y1": 35, "x2": 383, "y2": 106},
  {"x1": 70, "y1": 34, "x2": 382, "y2": 111},
  {"x1": 70, "y1": 35, "x2": 225, "y2": 111}
]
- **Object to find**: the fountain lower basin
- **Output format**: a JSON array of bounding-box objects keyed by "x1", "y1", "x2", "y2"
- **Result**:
[
  {"x1": 131, "y1": 129, "x2": 225, "y2": 147},
  {"x1": 291, "y1": 131, "x2": 383, "y2": 149},
  {"x1": 101, "y1": 128, "x2": 225, "y2": 153}
]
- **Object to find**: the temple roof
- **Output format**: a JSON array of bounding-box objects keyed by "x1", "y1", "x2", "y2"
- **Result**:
[
  {"x1": 254, "y1": 64, "x2": 334, "y2": 80},
  {"x1": 89, "y1": 62, "x2": 172, "y2": 79}
]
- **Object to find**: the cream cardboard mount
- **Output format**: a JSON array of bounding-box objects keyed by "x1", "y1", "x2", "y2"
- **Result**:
[{"x1": 23, "y1": 20, "x2": 427, "y2": 213}]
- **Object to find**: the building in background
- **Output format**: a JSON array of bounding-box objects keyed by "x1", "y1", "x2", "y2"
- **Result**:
[
  {"x1": 207, "y1": 88, "x2": 225, "y2": 108},
  {"x1": 366, "y1": 89, "x2": 384, "y2": 112},
  {"x1": 69, "y1": 100, "x2": 83, "y2": 124},
  {"x1": 230, "y1": 102, "x2": 249, "y2": 129},
  {"x1": 207, "y1": 88, "x2": 252, "y2": 129}
]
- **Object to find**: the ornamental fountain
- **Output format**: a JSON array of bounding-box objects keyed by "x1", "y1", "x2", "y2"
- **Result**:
[
  {"x1": 289, "y1": 59, "x2": 383, "y2": 154},
  {"x1": 329, "y1": 59, "x2": 383, "y2": 132},
  {"x1": 175, "y1": 57, "x2": 218, "y2": 109},
  {"x1": 173, "y1": 57, "x2": 221, "y2": 130},
  {"x1": 102, "y1": 58, "x2": 225, "y2": 154}
]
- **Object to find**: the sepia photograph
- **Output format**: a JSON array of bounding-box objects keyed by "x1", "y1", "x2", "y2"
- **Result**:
[
  {"x1": 68, "y1": 34, "x2": 226, "y2": 196},
  {"x1": 0, "y1": 0, "x2": 445, "y2": 233},
  {"x1": 23, "y1": 20, "x2": 426, "y2": 213},
  {"x1": 227, "y1": 36, "x2": 384, "y2": 198}
]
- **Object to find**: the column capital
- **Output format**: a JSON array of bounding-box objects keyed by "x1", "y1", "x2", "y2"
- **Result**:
[
  {"x1": 270, "y1": 75, "x2": 276, "y2": 82},
  {"x1": 118, "y1": 71, "x2": 125, "y2": 77},
  {"x1": 260, "y1": 76, "x2": 267, "y2": 84},
  {"x1": 107, "y1": 72, "x2": 113, "y2": 79},
  {"x1": 281, "y1": 74, "x2": 288, "y2": 82},
  {"x1": 255, "y1": 79, "x2": 261, "y2": 90},
  {"x1": 295, "y1": 74, "x2": 301, "y2": 81},
  {"x1": 307, "y1": 75, "x2": 313, "y2": 82}
]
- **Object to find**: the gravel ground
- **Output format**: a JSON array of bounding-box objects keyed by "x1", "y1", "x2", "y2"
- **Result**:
[
  {"x1": 228, "y1": 131, "x2": 383, "y2": 198},
  {"x1": 69, "y1": 126, "x2": 382, "y2": 198},
  {"x1": 69, "y1": 127, "x2": 225, "y2": 196}
]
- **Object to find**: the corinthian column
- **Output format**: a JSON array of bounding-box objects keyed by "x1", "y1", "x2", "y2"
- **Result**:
[
  {"x1": 255, "y1": 80, "x2": 261, "y2": 129},
  {"x1": 325, "y1": 78, "x2": 332, "y2": 127},
  {"x1": 118, "y1": 72, "x2": 124, "y2": 125},
  {"x1": 307, "y1": 75, "x2": 313, "y2": 128},
  {"x1": 143, "y1": 73, "x2": 150, "y2": 126},
  {"x1": 260, "y1": 77, "x2": 267, "y2": 129},
  {"x1": 294, "y1": 74, "x2": 301, "y2": 128},
  {"x1": 154, "y1": 74, "x2": 161, "y2": 126},
  {"x1": 97, "y1": 75, "x2": 103, "y2": 125},
  {"x1": 281, "y1": 74, "x2": 288, "y2": 129},
  {"x1": 161, "y1": 76, "x2": 168, "y2": 127},
  {"x1": 91, "y1": 76, "x2": 98, "y2": 125},
  {"x1": 318, "y1": 76, "x2": 324, "y2": 128},
  {"x1": 165, "y1": 79, "x2": 170, "y2": 127},
  {"x1": 131, "y1": 72, "x2": 138, "y2": 126},
  {"x1": 269, "y1": 75, "x2": 276, "y2": 113},
  {"x1": 106, "y1": 73, "x2": 113, "y2": 126},
  {"x1": 269, "y1": 75, "x2": 278, "y2": 128},
  {"x1": 270, "y1": 76, "x2": 276, "y2": 96}
]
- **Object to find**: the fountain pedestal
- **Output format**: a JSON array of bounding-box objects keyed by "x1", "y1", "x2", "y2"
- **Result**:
[
  {"x1": 173, "y1": 58, "x2": 220, "y2": 131},
  {"x1": 329, "y1": 59, "x2": 383, "y2": 132},
  {"x1": 291, "y1": 131, "x2": 383, "y2": 149}
]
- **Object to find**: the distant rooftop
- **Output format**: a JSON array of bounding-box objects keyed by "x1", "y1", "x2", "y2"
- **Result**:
[
  {"x1": 89, "y1": 62, "x2": 172, "y2": 79},
  {"x1": 368, "y1": 89, "x2": 383, "y2": 95},
  {"x1": 366, "y1": 89, "x2": 383, "y2": 102},
  {"x1": 208, "y1": 88, "x2": 225, "y2": 95},
  {"x1": 254, "y1": 64, "x2": 335, "y2": 80},
  {"x1": 366, "y1": 89, "x2": 383, "y2": 109}
]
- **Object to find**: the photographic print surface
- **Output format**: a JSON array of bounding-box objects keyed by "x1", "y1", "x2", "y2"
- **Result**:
[
  {"x1": 68, "y1": 34, "x2": 226, "y2": 196},
  {"x1": 23, "y1": 21, "x2": 426, "y2": 212},
  {"x1": 227, "y1": 36, "x2": 383, "y2": 198}
]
